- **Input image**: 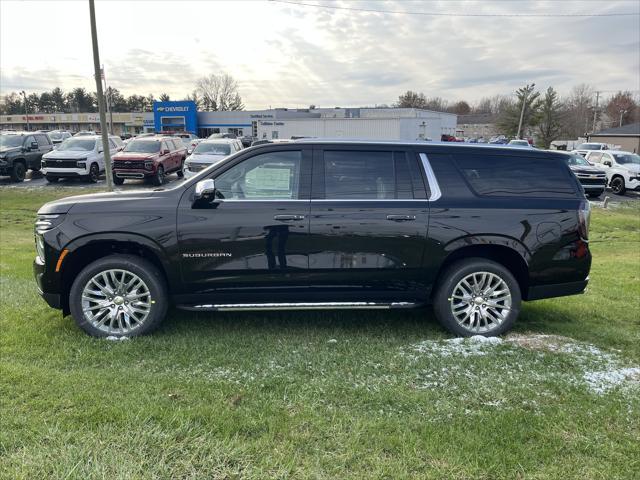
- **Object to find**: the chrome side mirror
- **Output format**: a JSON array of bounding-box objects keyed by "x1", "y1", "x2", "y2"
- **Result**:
[{"x1": 194, "y1": 178, "x2": 215, "y2": 199}]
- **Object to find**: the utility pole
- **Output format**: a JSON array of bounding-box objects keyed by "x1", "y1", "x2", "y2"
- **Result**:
[
  {"x1": 102, "y1": 65, "x2": 114, "y2": 135},
  {"x1": 20, "y1": 90, "x2": 30, "y2": 131},
  {"x1": 591, "y1": 91, "x2": 600, "y2": 133},
  {"x1": 517, "y1": 83, "x2": 534, "y2": 139},
  {"x1": 89, "y1": 0, "x2": 114, "y2": 191}
]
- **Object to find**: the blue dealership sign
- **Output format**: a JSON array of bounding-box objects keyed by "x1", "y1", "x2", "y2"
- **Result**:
[{"x1": 153, "y1": 101, "x2": 198, "y2": 134}]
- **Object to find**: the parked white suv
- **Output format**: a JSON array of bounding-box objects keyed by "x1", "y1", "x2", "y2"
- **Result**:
[
  {"x1": 42, "y1": 135, "x2": 123, "y2": 183},
  {"x1": 585, "y1": 150, "x2": 640, "y2": 195},
  {"x1": 572, "y1": 142, "x2": 609, "y2": 157},
  {"x1": 183, "y1": 138, "x2": 242, "y2": 178}
]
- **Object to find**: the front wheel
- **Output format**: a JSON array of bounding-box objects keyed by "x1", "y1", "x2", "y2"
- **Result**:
[
  {"x1": 610, "y1": 177, "x2": 626, "y2": 195},
  {"x1": 10, "y1": 162, "x2": 26, "y2": 182},
  {"x1": 152, "y1": 165, "x2": 165, "y2": 186},
  {"x1": 69, "y1": 254, "x2": 168, "y2": 337},
  {"x1": 433, "y1": 258, "x2": 521, "y2": 337},
  {"x1": 45, "y1": 175, "x2": 59, "y2": 183},
  {"x1": 87, "y1": 163, "x2": 100, "y2": 183},
  {"x1": 113, "y1": 175, "x2": 125, "y2": 185}
]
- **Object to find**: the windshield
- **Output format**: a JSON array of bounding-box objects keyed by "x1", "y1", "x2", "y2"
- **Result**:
[
  {"x1": 124, "y1": 140, "x2": 160, "y2": 153},
  {"x1": 564, "y1": 154, "x2": 591, "y2": 167},
  {"x1": 614, "y1": 153, "x2": 640, "y2": 165},
  {"x1": 577, "y1": 143, "x2": 604, "y2": 150},
  {"x1": 58, "y1": 138, "x2": 96, "y2": 151},
  {"x1": 193, "y1": 142, "x2": 231, "y2": 155},
  {"x1": 0, "y1": 135, "x2": 24, "y2": 148}
]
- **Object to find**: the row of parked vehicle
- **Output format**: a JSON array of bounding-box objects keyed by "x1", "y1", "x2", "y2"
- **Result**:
[{"x1": 0, "y1": 129, "x2": 248, "y2": 185}]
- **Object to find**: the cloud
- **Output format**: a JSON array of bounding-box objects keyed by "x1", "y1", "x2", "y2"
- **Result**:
[{"x1": 1, "y1": 0, "x2": 638, "y2": 108}]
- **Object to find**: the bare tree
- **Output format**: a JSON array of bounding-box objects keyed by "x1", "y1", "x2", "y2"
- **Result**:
[
  {"x1": 395, "y1": 91, "x2": 427, "y2": 108},
  {"x1": 195, "y1": 73, "x2": 244, "y2": 111},
  {"x1": 563, "y1": 84, "x2": 594, "y2": 138},
  {"x1": 605, "y1": 91, "x2": 638, "y2": 127}
]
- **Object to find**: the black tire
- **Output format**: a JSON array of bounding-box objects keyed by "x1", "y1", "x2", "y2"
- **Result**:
[
  {"x1": 587, "y1": 192, "x2": 602, "y2": 199},
  {"x1": 176, "y1": 162, "x2": 184, "y2": 178},
  {"x1": 69, "y1": 254, "x2": 168, "y2": 338},
  {"x1": 113, "y1": 176, "x2": 125, "y2": 185},
  {"x1": 87, "y1": 163, "x2": 99, "y2": 183},
  {"x1": 610, "y1": 176, "x2": 626, "y2": 195},
  {"x1": 433, "y1": 258, "x2": 521, "y2": 337},
  {"x1": 9, "y1": 162, "x2": 26, "y2": 182},
  {"x1": 152, "y1": 165, "x2": 165, "y2": 186},
  {"x1": 45, "y1": 175, "x2": 59, "y2": 183}
]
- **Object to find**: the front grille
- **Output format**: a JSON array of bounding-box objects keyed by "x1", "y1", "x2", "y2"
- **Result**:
[
  {"x1": 578, "y1": 177, "x2": 606, "y2": 186},
  {"x1": 43, "y1": 159, "x2": 79, "y2": 168},
  {"x1": 114, "y1": 160, "x2": 145, "y2": 170}
]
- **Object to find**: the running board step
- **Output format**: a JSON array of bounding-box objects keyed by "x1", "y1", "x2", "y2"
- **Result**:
[{"x1": 177, "y1": 301, "x2": 422, "y2": 312}]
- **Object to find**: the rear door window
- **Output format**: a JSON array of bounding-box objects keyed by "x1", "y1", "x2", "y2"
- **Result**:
[
  {"x1": 36, "y1": 134, "x2": 50, "y2": 147},
  {"x1": 453, "y1": 154, "x2": 576, "y2": 198},
  {"x1": 320, "y1": 150, "x2": 421, "y2": 199}
]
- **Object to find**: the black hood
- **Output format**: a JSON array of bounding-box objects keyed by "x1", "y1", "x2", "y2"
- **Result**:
[
  {"x1": 38, "y1": 190, "x2": 158, "y2": 215},
  {"x1": 0, "y1": 146, "x2": 21, "y2": 155}
]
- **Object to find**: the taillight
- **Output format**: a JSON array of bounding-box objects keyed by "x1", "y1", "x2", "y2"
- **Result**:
[{"x1": 578, "y1": 200, "x2": 590, "y2": 241}]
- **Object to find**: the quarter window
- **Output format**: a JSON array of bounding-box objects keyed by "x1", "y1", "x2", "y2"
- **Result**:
[
  {"x1": 215, "y1": 150, "x2": 302, "y2": 200},
  {"x1": 454, "y1": 154, "x2": 576, "y2": 198},
  {"x1": 322, "y1": 150, "x2": 416, "y2": 199}
]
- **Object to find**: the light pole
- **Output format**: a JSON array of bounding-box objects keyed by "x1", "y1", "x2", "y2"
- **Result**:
[
  {"x1": 516, "y1": 83, "x2": 534, "y2": 140},
  {"x1": 619, "y1": 109, "x2": 627, "y2": 127},
  {"x1": 88, "y1": 0, "x2": 114, "y2": 191},
  {"x1": 20, "y1": 90, "x2": 30, "y2": 131}
]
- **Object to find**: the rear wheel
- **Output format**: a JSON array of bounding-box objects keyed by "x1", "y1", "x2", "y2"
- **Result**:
[
  {"x1": 87, "y1": 163, "x2": 99, "y2": 183},
  {"x1": 10, "y1": 162, "x2": 26, "y2": 182},
  {"x1": 433, "y1": 258, "x2": 521, "y2": 337},
  {"x1": 152, "y1": 165, "x2": 165, "y2": 186},
  {"x1": 610, "y1": 176, "x2": 626, "y2": 195},
  {"x1": 113, "y1": 176, "x2": 125, "y2": 185},
  {"x1": 69, "y1": 254, "x2": 168, "y2": 337}
]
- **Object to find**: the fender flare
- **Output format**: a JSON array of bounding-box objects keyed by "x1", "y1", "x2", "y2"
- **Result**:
[{"x1": 442, "y1": 234, "x2": 532, "y2": 264}]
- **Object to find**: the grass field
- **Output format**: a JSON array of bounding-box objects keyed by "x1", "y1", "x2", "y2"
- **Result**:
[{"x1": 1, "y1": 188, "x2": 639, "y2": 479}]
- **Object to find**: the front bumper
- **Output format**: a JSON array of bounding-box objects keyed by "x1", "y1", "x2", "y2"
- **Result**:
[
  {"x1": 114, "y1": 169, "x2": 151, "y2": 179},
  {"x1": 43, "y1": 167, "x2": 89, "y2": 177},
  {"x1": 33, "y1": 256, "x2": 61, "y2": 309}
]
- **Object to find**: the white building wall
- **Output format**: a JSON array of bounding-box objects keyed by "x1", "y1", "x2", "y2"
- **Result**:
[{"x1": 258, "y1": 118, "x2": 403, "y2": 140}]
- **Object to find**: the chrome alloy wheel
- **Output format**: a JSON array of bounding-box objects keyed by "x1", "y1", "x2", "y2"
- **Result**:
[
  {"x1": 81, "y1": 269, "x2": 152, "y2": 335},
  {"x1": 450, "y1": 271, "x2": 512, "y2": 334}
]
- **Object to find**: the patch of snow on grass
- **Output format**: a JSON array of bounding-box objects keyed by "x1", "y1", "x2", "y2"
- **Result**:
[
  {"x1": 409, "y1": 336, "x2": 503, "y2": 358},
  {"x1": 583, "y1": 367, "x2": 640, "y2": 394}
]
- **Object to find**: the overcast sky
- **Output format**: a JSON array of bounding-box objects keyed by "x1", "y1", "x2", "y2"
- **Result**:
[{"x1": 1, "y1": 0, "x2": 639, "y2": 109}]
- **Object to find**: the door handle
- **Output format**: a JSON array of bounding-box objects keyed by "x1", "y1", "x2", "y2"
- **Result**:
[
  {"x1": 274, "y1": 214, "x2": 305, "y2": 221},
  {"x1": 386, "y1": 214, "x2": 416, "y2": 222}
]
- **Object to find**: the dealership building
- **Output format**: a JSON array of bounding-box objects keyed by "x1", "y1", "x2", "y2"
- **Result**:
[{"x1": 1, "y1": 101, "x2": 457, "y2": 141}]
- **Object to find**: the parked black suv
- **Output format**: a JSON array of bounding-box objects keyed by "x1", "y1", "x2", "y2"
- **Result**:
[
  {"x1": 34, "y1": 142, "x2": 591, "y2": 338},
  {"x1": 1, "y1": 132, "x2": 53, "y2": 181}
]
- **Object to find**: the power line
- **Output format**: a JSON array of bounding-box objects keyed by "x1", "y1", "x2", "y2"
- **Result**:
[{"x1": 269, "y1": 0, "x2": 640, "y2": 17}]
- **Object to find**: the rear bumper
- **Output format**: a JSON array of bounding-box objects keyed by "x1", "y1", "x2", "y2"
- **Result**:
[{"x1": 526, "y1": 278, "x2": 589, "y2": 301}]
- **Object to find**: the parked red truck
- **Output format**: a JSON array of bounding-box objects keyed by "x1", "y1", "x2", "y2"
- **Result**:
[{"x1": 112, "y1": 136, "x2": 186, "y2": 185}]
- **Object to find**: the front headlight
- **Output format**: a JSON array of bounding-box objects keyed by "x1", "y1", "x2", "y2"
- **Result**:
[
  {"x1": 77, "y1": 161, "x2": 86, "y2": 168},
  {"x1": 144, "y1": 161, "x2": 154, "y2": 170},
  {"x1": 34, "y1": 214, "x2": 64, "y2": 263}
]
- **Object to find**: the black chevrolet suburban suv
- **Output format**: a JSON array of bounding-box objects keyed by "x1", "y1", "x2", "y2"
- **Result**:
[
  {"x1": 0, "y1": 131, "x2": 53, "y2": 181},
  {"x1": 34, "y1": 141, "x2": 591, "y2": 338}
]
